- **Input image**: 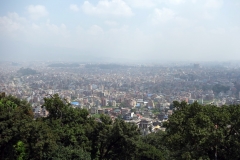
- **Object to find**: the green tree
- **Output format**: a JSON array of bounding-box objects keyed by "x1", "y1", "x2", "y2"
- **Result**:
[
  {"x1": 42, "y1": 94, "x2": 93, "y2": 158},
  {"x1": 89, "y1": 114, "x2": 141, "y2": 160},
  {"x1": 26, "y1": 119, "x2": 57, "y2": 160},
  {"x1": 137, "y1": 131, "x2": 169, "y2": 160},
  {"x1": 14, "y1": 141, "x2": 26, "y2": 160},
  {"x1": 0, "y1": 95, "x2": 33, "y2": 160},
  {"x1": 164, "y1": 101, "x2": 240, "y2": 159}
]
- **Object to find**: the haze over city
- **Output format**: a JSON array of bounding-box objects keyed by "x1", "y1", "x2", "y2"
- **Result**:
[
  {"x1": 2, "y1": 1, "x2": 240, "y2": 159},
  {"x1": 0, "y1": 0, "x2": 240, "y2": 63}
]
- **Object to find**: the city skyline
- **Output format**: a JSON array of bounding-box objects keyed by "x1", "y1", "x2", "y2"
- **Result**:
[{"x1": 0, "y1": 0, "x2": 240, "y2": 62}]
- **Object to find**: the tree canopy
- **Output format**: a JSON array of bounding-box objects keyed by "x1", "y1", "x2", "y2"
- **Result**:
[
  {"x1": 1, "y1": 94, "x2": 240, "y2": 159},
  {"x1": 164, "y1": 101, "x2": 240, "y2": 159}
]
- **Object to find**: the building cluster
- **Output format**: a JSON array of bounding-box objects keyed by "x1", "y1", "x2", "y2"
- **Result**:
[{"x1": 1, "y1": 62, "x2": 240, "y2": 134}]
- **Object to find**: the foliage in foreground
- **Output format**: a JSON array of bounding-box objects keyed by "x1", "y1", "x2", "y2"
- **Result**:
[
  {"x1": 164, "y1": 101, "x2": 240, "y2": 160},
  {"x1": 1, "y1": 94, "x2": 240, "y2": 159}
]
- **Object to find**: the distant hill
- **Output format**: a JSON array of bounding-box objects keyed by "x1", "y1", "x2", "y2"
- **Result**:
[
  {"x1": 48, "y1": 63, "x2": 80, "y2": 67},
  {"x1": 85, "y1": 64, "x2": 130, "y2": 69},
  {"x1": 11, "y1": 62, "x2": 20, "y2": 66},
  {"x1": 17, "y1": 67, "x2": 37, "y2": 75}
]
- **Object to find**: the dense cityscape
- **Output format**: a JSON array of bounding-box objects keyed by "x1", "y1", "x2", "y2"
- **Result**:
[
  {"x1": 1, "y1": 61, "x2": 240, "y2": 135},
  {"x1": 1, "y1": 0, "x2": 240, "y2": 159}
]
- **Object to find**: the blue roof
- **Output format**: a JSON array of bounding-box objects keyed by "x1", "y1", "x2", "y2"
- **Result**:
[
  {"x1": 71, "y1": 102, "x2": 80, "y2": 106},
  {"x1": 148, "y1": 94, "x2": 153, "y2": 97},
  {"x1": 136, "y1": 103, "x2": 141, "y2": 107}
]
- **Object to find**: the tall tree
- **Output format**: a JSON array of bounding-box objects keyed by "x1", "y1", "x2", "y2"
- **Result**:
[
  {"x1": 0, "y1": 95, "x2": 33, "y2": 159},
  {"x1": 164, "y1": 101, "x2": 240, "y2": 159},
  {"x1": 89, "y1": 114, "x2": 141, "y2": 160},
  {"x1": 138, "y1": 130, "x2": 169, "y2": 160},
  {"x1": 42, "y1": 94, "x2": 93, "y2": 159}
]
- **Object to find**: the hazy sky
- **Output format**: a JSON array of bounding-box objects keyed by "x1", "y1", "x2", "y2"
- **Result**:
[{"x1": 0, "y1": 0, "x2": 240, "y2": 62}]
